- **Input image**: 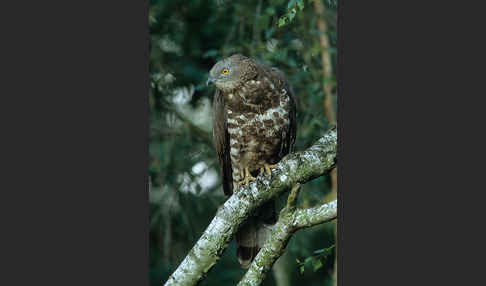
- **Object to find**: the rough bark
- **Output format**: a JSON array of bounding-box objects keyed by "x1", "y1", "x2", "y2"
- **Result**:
[{"x1": 163, "y1": 127, "x2": 337, "y2": 286}]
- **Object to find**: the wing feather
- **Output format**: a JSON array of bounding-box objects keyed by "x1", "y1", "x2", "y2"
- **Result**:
[
  {"x1": 287, "y1": 86, "x2": 297, "y2": 152},
  {"x1": 270, "y1": 67, "x2": 297, "y2": 154},
  {"x1": 212, "y1": 89, "x2": 233, "y2": 195}
]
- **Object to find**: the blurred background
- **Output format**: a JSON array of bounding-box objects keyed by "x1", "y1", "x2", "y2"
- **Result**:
[{"x1": 149, "y1": 0, "x2": 338, "y2": 285}]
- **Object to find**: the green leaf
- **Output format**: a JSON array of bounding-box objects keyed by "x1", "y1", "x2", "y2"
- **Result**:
[
  {"x1": 300, "y1": 265, "x2": 305, "y2": 275},
  {"x1": 297, "y1": 0, "x2": 305, "y2": 10},
  {"x1": 313, "y1": 259, "x2": 323, "y2": 272},
  {"x1": 313, "y1": 244, "x2": 336, "y2": 257},
  {"x1": 287, "y1": 0, "x2": 298, "y2": 10}
]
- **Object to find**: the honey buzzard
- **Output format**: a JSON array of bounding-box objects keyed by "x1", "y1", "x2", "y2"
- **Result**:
[{"x1": 208, "y1": 54, "x2": 296, "y2": 268}]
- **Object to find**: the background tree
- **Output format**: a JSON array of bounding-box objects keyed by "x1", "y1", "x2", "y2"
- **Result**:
[{"x1": 149, "y1": 1, "x2": 338, "y2": 285}]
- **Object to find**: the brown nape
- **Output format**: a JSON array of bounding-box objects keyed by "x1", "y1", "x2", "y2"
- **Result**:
[{"x1": 237, "y1": 246, "x2": 260, "y2": 269}]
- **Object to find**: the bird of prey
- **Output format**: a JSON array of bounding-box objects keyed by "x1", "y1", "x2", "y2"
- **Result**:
[{"x1": 208, "y1": 54, "x2": 296, "y2": 268}]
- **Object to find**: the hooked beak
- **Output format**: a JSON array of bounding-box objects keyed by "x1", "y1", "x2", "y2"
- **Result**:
[{"x1": 206, "y1": 76, "x2": 215, "y2": 87}]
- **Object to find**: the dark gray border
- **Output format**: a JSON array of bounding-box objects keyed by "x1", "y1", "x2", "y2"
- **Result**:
[
  {"x1": 340, "y1": 0, "x2": 474, "y2": 284},
  {"x1": 337, "y1": 0, "x2": 343, "y2": 285},
  {"x1": 1, "y1": 0, "x2": 149, "y2": 285}
]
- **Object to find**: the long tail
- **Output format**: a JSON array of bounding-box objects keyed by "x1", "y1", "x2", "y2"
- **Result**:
[{"x1": 236, "y1": 200, "x2": 276, "y2": 268}]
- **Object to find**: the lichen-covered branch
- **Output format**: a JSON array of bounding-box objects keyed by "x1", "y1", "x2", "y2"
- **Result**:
[
  {"x1": 294, "y1": 200, "x2": 337, "y2": 228},
  {"x1": 237, "y1": 199, "x2": 337, "y2": 286},
  {"x1": 163, "y1": 127, "x2": 337, "y2": 286}
]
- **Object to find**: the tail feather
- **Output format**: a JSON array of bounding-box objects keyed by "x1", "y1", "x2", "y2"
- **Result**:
[
  {"x1": 236, "y1": 201, "x2": 276, "y2": 268},
  {"x1": 236, "y1": 246, "x2": 259, "y2": 269}
]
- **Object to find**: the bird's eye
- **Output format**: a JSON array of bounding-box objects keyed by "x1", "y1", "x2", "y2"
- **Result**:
[{"x1": 221, "y1": 68, "x2": 229, "y2": 75}]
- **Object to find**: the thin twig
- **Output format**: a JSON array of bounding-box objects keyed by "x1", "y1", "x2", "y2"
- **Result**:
[{"x1": 286, "y1": 183, "x2": 301, "y2": 211}]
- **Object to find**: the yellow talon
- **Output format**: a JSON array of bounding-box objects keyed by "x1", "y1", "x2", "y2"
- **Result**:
[
  {"x1": 264, "y1": 164, "x2": 278, "y2": 176},
  {"x1": 238, "y1": 167, "x2": 257, "y2": 186}
]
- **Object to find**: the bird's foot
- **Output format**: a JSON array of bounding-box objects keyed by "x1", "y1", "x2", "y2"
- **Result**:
[
  {"x1": 239, "y1": 176, "x2": 256, "y2": 186},
  {"x1": 238, "y1": 167, "x2": 257, "y2": 186},
  {"x1": 260, "y1": 163, "x2": 278, "y2": 176}
]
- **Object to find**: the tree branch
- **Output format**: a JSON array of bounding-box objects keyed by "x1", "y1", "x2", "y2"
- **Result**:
[
  {"x1": 294, "y1": 200, "x2": 337, "y2": 228},
  {"x1": 314, "y1": 0, "x2": 335, "y2": 126},
  {"x1": 237, "y1": 200, "x2": 337, "y2": 286},
  {"x1": 163, "y1": 127, "x2": 337, "y2": 286}
]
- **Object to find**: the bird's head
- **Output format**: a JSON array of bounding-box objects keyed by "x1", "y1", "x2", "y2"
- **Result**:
[{"x1": 207, "y1": 54, "x2": 258, "y2": 93}]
